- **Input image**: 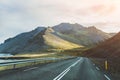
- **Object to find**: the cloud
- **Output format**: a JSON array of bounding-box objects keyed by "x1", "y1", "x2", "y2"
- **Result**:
[
  {"x1": 89, "y1": 4, "x2": 116, "y2": 16},
  {"x1": 0, "y1": 0, "x2": 120, "y2": 43}
]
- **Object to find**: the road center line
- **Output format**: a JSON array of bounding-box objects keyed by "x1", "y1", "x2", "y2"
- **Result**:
[
  {"x1": 24, "y1": 67, "x2": 38, "y2": 72},
  {"x1": 53, "y1": 58, "x2": 82, "y2": 80},
  {"x1": 96, "y1": 67, "x2": 100, "y2": 70},
  {"x1": 53, "y1": 68, "x2": 70, "y2": 80},
  {"x1": 57, "y1": 68, "x2": 70, "y2": 80},
  {"x1": 104, "y1": 74, "x2": 111, "y2": 80}
]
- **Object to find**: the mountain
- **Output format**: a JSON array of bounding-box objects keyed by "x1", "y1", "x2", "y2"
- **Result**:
[
  {"x1": 0, "y1": 27, "x2": 81, "y2": 54},
  {"x1": 0, "y1": 23, "x2": 114, "y2": 54},
  {"x1": 0, "y1": 27, "x2": 46, "y2": 54},
  {"x1": 53, "y1": 23, "x2": 112, "y2": 47},
  {"x1": 108, "y1": 33, "x2": 116, "y2": 37},
  {"x1": 84, "y1": 32, "x2": 120, "y2": 58},
  {"x1": 43, "y1": 27, "x2": 81, "y2": 50}
]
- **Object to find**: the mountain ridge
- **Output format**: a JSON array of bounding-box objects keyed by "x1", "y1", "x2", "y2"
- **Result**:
[
  {"x1": 0, "y1": 23, "x2": 114, "y2": 54},
  {"x1": 53, "y1": 23, "x2": 112, "y2": 47},
  {"x1": 0, "y1": 26, "x2": 81, "y2": 54},
  {"x1": 84, "y1": 32, "x2": 120, "y2": 58}
]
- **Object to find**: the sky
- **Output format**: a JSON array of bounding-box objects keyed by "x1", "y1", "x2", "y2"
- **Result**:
[{"x1": 0, "y1": 0, "x2": 120, "y2": 43}]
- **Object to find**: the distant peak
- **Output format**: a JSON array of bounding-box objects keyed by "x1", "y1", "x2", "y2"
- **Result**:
[
  {"x1": 88, "y1": 26, "x2": 97, "y2": 30},
  {"x1": 35, "y1": 26, "x2": 44, "y2": 29},
  {"x1": 89, "y1": 26, "x2": 96, "y2": 28},
  {"x1": 59, "y1": 23, "x2": 71, "y2": 25},
  {"x1": 57, "y1": 23, "x2": 84, "y2": 27},
  {"x1": 34, "y1": 26, "x2": 46, "y2": 32},
  {"x1": 59, "y1": 23, "x2": 82, "y2": 25}
]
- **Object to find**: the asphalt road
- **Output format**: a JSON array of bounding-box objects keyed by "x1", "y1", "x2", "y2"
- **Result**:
[{"x1": 0, "y1": 57, "x2": 112, "y2": 80}]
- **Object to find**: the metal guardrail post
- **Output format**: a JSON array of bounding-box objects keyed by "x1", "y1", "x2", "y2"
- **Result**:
[
  {"x1": 33, "y1": 61, "x2": 35, "y2": 65},
  {"x1": 13, "y1": 64, "x2": 16, "y2": 69}
]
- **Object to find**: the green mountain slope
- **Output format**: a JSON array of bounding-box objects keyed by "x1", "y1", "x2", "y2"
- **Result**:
[
  {"x1": 53, "y1": 23, "x2": 112, "y2": 47},
  {"x1": 43, "y1": 27, "x2": 82, "y2": 50}
]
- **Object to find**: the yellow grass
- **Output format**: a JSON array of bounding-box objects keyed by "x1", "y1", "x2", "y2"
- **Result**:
[{"x1": 43, "y1": 28, "x2": 83, "y2": 50}]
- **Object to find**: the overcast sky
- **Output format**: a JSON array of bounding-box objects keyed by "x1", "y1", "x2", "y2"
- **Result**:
[{"x1": 0, "y1": 0, "x2": 120, "y2": 43}]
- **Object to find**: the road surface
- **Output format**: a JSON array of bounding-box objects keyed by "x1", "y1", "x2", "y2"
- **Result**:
[{"x1": 0, "y1": 57, "x2": 112, "y2": 80}]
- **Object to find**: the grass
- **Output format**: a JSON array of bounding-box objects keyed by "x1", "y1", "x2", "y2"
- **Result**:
[
  {"x1": 15, "y1": 52, "x2": 56, "y2": 58},
  {"x1": 0, "y1": 65, "x2": 13, "y2": 71},
  {"x1": 59, "y1": 47, "x2": 88, "y2": 56},
  {"x1": 43, "y1": 28, "x2": 83, "y2": 50}
]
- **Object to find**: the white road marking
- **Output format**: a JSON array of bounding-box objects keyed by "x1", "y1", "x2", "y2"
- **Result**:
[
  {"x1": 57, "y1": 68, "x2": 70, "y2": 80},
  {"x1": 24, "y1": 67, "x2": 38, "y2": 72},
  {"x1": 53, "y1": 58, "x2": 82, "y2": 80},
  {"x1": 96, "y1": 67, "x2": 100, "y2": 70},
  {"x1": 104, "y1": 74, "x2": 111, "y2": 80},
  {"x1": 53, "y1": 68, "x2": 70, "y2": 80}
]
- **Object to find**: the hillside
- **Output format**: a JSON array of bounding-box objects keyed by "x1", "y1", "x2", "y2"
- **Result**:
[
  {"x1": 53, "y1": 23, "x2": 112, "y2": 47},
  {"x1": 0, "y1": 23, "x2": 114, "y2": 55},
  {"x1": 84, "y1": 32, "x2": 120, "y2": 58},
  {"x1": 43, "y1": 27, "x2": 81, "y2": 50},
  {"x1": 84, "y1": 32, "x2": 120, "y2": 79},
  {"x1": 0, "y1": 27, "x2": 47, "y2": 54},
  {"x1": 0, "y1": 27, "x2": 81, "y2": 54}
]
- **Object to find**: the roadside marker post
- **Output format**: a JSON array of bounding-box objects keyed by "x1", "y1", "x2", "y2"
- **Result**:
[{"x1": 105, "y1": 60, "x2": 108, "y2": 70}]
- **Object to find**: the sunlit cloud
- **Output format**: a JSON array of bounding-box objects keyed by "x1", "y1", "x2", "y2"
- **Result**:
[{"x1": 89, "y1": 4, "x2": 116, "y2": 16}]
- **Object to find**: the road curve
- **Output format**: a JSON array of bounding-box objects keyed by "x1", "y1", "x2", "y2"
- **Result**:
[{"x1": 0, "y1": 57, "x2": 112, "y2": 80}]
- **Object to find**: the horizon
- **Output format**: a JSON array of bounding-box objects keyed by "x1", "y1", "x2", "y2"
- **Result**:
[{"x1": 0, "y1": 22, "x2": 119, "y2": 44}]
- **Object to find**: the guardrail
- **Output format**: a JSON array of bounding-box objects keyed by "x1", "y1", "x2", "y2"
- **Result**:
[{"x1": 0, "y1": 57, "x2": 63, "y2": 71}]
